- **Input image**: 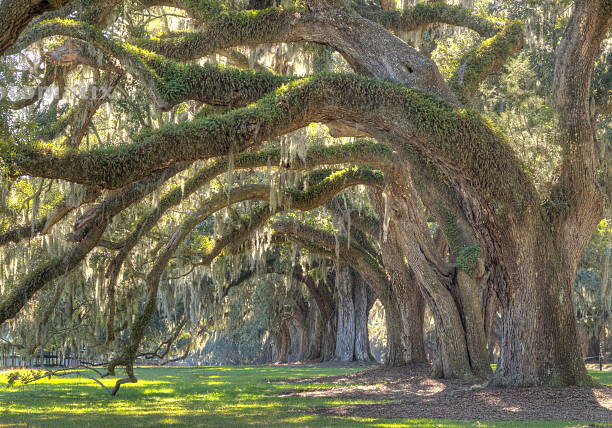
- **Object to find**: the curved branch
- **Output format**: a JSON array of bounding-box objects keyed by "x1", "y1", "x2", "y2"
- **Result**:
[
  {"x1": 361, "y1": 2, "x2": 498, "y2": 38},
  {"x1": 8, "y1": 19, "x2": 175, "y2": 109},
  {"x1": 2, "y1": 72, "x2": 535, "y2": 215},
  {"x1": 449, "y1": 21, "x2": 524, "y2": 101},
  {"x1": 200, "y1": 166, "x2": 384, "y2": 264},
  {"x1": 133, "y1": 7, "x2": 306, "y2": 61}
]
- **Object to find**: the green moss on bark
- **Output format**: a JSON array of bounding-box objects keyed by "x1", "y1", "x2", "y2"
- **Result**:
[
  {"x1": 449, "y1": 21, "x2": 524, "y2": 99},
  {"x1": 366, "y1": 2, "x2": 498, "y2": 38}
]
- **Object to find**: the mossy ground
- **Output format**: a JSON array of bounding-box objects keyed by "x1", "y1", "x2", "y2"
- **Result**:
[{"x1": 0, "y1": 366, "x2": 609, "y2": 427}]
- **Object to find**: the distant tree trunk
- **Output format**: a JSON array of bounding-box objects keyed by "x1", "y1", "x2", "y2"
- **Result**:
[
  {"x1": 306, "y1": 289, "x2": 337, "y2": 362},
  {"x1": 275, "y1": 320, "x2": 291, "y2": 363},
  {"x1": 383, "y1": 296, "x2": 410, "y2": 366},
  {"x1": 587, "y1": 333, "x2": 601, "y2": 361},
  {"x1": 305, "y1": 301, "x2": 323, "y2": 360},
  {"x1": 379, "y1": 232, "x2": 427, "y2": 364},
  {"x1": 353, "y1": 272, "x2": 371, "y2": 362},
  {"x1": 300, "y1": 275, "x2": 336, "y2": 361},
  {"x1": 321, "y1": 315, "x2": 337, "y2": 361},
  {"x1": 484, "y1": 289, "x2": 500, "y2": 363},
  {"x1": 294, "y1": 315, "x2": 310, "y2": 362},
  {"x1": 335, "y1": 263, "x2": 356, "y2": 361},
  {"x1": 262, "y1": 337, "x2": 274, "y2": 363}
]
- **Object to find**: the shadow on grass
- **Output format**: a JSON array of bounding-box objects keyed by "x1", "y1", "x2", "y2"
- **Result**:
[{"x1": 0, "y1": 366, "x2": 609, "y2": 428}]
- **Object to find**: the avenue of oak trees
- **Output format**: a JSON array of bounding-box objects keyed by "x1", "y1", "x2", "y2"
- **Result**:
[{"x1": 0, "y1": 0, "x2": 609, "y2": 394}]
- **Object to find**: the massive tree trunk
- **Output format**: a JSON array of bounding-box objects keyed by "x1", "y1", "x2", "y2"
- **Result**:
[
  {"x1": 491, "y1": 229, "x2": 593, "y2": 386},
  {"x1": 491, "y1": 0, "x2": 610, "y2": 386}
]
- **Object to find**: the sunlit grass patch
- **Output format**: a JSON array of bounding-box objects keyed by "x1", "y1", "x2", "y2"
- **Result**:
[
  {"x1": 590, "y1": 369, "x2": 611, "y2": 386},
  {"x1": 0, "y1": 366, "x2": 608, "y2": 427}
]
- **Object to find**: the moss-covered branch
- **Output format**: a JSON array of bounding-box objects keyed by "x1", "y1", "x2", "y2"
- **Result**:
[
  {"x1": 361, "y1": 2, "x2": 498, "y2": 38},
  {"x1": 133, "y1": 7, "x2": 304, "y2": 61},
  {"x1": 326, "y1": 197, "x2": 381, "y2": 256},
  {"x1": 449, "y1": 21, "x2": 524, "y2": 100},
  {"x1": 8, "y1": 19, "x2": 186, "y2": 110},
  {"x1": 200, "y1": 166, "x2": 384, "y2": 264},
  {"x1": 9, "y1": 17, "x2": 288, "y2": 109},
  {"x1": 2, "y1": 72, "x2": 536, "y2": 215},
  {"x1": 0, "y1": 0, "x2": 72, "y2": 55}
]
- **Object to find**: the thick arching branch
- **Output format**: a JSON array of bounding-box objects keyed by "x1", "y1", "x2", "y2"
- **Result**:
[
  {"x1": 2, "y1": 72, "x2": 535, "y2": 215},
  {"x1": 449, "y1": 21, "x2": 524, "y2": 101},
  {"x1": 200, "y1": 167, "x2": 384, "y2": 264},
  {"x1": 133, "y1": 7, "x2": 306, "y2": 62},
  {"x1": 361, "y1": 2, "x2": 498, "y2": 38},
  {"x1": 133, "y1": 6, "x2": 458, "y2": 102}
]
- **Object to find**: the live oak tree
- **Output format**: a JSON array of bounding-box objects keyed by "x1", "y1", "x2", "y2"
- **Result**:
[{"x1": 0, "y1": 0, "x2": 609, "y2": 390}]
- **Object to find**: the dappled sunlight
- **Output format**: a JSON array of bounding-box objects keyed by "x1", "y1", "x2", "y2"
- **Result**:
[{"x1": 0, "y1": 366, "x2": 608, "y2": 427}]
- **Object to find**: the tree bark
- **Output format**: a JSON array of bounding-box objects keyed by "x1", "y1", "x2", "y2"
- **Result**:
[
  {"x1": 490, "y1": 0, "x2": 610, "y2": 386},
  {"x1": 353, "y1": 272, "x2": 371, "y2": 362},
  {"x1": 379, "y1": 231, "x2": 427, "y2": 364},
  {"x1": 321, "y1": 315, "x2": 337, "y2": 361},
  {"x1": 491, "y1": 231, "x2": 593, "y2": 386},
  {"x1": 275, "y1": 320, "x2": 291, "y2": 364},
  {"x1": 454, "y1": 271, "x2": 492, "y2": 378},
  {"x1": 335, "y1": 263, "x2": 356, "y2": 361},
  {"x1": 383, "y1": 296, "x2": 410, "y2": 366},
  {"x1": 390, "y1": 201, "x2": 474, "y2": 379},
  {"x1": 0, "y1": 0, "x2": 71, "y2": 55}
]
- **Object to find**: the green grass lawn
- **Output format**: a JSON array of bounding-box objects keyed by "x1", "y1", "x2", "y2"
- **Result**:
[{"x1": 0, "y1": 366, "x2": 609, "y2": 428}]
